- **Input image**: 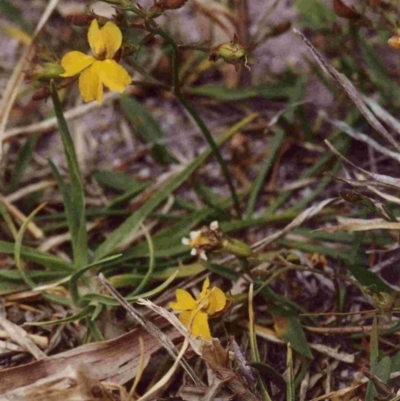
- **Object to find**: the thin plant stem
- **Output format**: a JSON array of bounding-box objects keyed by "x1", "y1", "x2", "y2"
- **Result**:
[{"x1": 147, "y1": 22, "x2": 242, "y2": 218}]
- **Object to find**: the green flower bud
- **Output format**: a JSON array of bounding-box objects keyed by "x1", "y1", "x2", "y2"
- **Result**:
[
  {"x1": 372, "y1": 292, "x2": 395, "y2": 314},
  {"x1": 217, "y1": 42, "x2": 246, "y2": 64},
  {"x1": 32, "y1": 62, "x2": 65, "y2": 82},
  {"x1": 222, "y1": 237, "x2": 253, "y2": 258}
]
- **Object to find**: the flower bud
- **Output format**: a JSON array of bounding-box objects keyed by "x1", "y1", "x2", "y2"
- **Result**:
[
  {"x1": 31, "y1": 62, "x2": 65, "y2": 82},
  {"x1": 388, "y1": 35, "x2": 400, "y2": 49},
  {"x1": 372, "y1": 292, "x2": 395, "y2": 314},
  {"x1": 210, "y1": 40, "x2": 246, "y2": 66},
  {"x1": 222, "y1": 237, "x2": 253, "y2": 258}
]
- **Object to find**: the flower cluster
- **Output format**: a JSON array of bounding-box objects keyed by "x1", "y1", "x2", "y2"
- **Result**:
[
  {"x1": 60, "y1": 19, "x2": 131, "y2": 105},
  {"x1": 182, "y1": 221, "x2": 253, "y2": 260},
  {"x1": 170, "y1": 278, "x2": 226, "y2": 340},
  {"x1": 181, "y1": 221, "x2": 222, "y2": 261}
]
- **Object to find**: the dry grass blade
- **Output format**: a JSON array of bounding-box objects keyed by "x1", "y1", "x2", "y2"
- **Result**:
[
  {"x1": 3, "y1": 92, "x2": 121, "y2": 142},
  {"x1": 325, "y1": 140, "x2": 400, "y2": 188},
  {"x1": 0, "y1": 0, "x2": 60, "y2": 160},
  {"x1": 0, "y1": 321, "x2": 179, "y2": 394},
  {"x1": 321, "y1": 112, "x2": 400, "y2": 164},
  {"x1": 252, "y1": 198, "x2": 338, "y2": 252},
  {"x1": 97, "y1": 273, "x2": 203, "y2": 386},
  {"x1": 317, "y1": 218, "x2": 400, "y2": 233},
  {"x1": 307, "y1": 383, "x2": 364, "y2": 401},
  {"x1": 253, "y1": 325, "x2": 355, "y2": 364},
  {"x1": 0, "y1": 314, "x2": 46, "y2": 360},
  {"x1": 136, "y1": 298, "x2": 201, "y2": 355},
  {"x1": 0, "y1": 195, "x2": 44, "y2": 239},
  {"x1": 2, "y1": 365, "x2": 115, "y2": 401},
  {"x1": 293, "y1": 29, "x2": 400, "y2": 152},
  {"x1": 136, "y1": 331, "x2": 191, "y2": 401}
]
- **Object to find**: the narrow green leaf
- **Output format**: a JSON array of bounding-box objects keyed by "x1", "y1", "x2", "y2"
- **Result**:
[
  {"x1": 0, "y1": 201, "x2": 17, "y2": 238},
  {"x1": 245, "y1": 127, "x2": 285, "y2": 218},
  {"x1": 14, "y1": 203, "x2": 47, "y2": 288},
  {"x1": 295, "y1": 0, "x2": 336, "y2": 29},
  {"x1": 0, "y1": 240, "x2": 74, "y2": 271},
  {"x1": 8, "y1": 136, "x2": 38, "y2": 193},
  {"x1": 79, "y1": 270, "x2": 178, "y2": 306},
  {"x1": 94, "y1": 113, "x2": 258, "y2": 261},
  {"x1": 50, "y1": 81, "x2": 88, "y2": 268},
  {"x1": 120, "y1": 96, "x2": 177, "y2": 164},
  {"x1": 93, "y1": 169, "x2": 145, "y2": 192},
  {"x1": 189, "y1": 83, "x2": 293, "y2": 100},
  {"x1": 26, "y1": 305, "x2": 94, "y2": 326},
  {"x1": 0, "y1": 0, "x2": 32, "y2": 33},
  {"x1": 270, "y1": 306, "x2": 313, "y2": 359}
]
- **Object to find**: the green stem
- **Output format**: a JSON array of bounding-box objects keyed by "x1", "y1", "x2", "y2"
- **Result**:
[{"x1": 148, "y1": 23, "x2": 242, "y2": 218}]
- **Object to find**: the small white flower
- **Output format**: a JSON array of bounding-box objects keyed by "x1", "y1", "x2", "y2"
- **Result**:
[
  {"x1": 199, "y1": 250, "x2": 208, "y2": 260},
  {"x1": 210, "y1": 221, "x2": 219, "y2": 231},
  {"x1": 182, "y1": 237, "x2": 190, "y2": 246},
  {"x1": 190, "y1": 248, "x2": 197, "y2": 256},
  {"x1": 189, "y1": 230, "x2": 201, "y2": 241}
]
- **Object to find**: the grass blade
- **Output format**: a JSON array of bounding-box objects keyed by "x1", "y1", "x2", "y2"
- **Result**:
[{"x1": 50, "y1": 81, "x2": 88, "y2": 269}]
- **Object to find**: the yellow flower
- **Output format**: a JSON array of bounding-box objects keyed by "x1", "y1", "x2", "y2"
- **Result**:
[
  {"x1": 170, "y1": 278, "x2": 226, "y2": 340},
  {"x1": 60, "y1": 19, "x2": 131, "y2": 105}
]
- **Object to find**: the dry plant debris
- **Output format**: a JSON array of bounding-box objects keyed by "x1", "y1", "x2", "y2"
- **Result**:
[{"x1": 2, "y1": 0, "x2": 400, "y2": 400}]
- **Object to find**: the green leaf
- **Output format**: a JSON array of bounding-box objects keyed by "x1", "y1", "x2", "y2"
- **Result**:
[
  {"x1": 26, "y1": 305, "x2": 95, "y2": 326},
  {"x1": 359, "y1": 33, "x2": 400, "y2": 106},
  {"x1": 14, "y1": 203, "x2": 47, "y2": 288},
  {"x1": 0, "y1": 0, "x2": 32, "y2": 33},
  {"x1": 120, "y1": 96, "x2": 177, "y2": 164},
  {"x1": 50, "y1": 81, "x2": 88, "y2": 269},
  {"x1": 0, "y1": 240, "x2": 74, "y2": 271},
  {"x1": 8, "y1": 136, "x2": 38, "y2": 193},
  {"x1": 93, "y1": 169, "x2": 145, "y2": 192},
  {"x1": 94, "y1": 113, "x2": 257, "y2": 261},
  {"x1": 270, "y1": 306, "x2": 313, "y2": 359},
  {"x1": 189, "y1": 83, "x2": 294, "y2": 100},
  {"x1": 245, "y1": 127, "x2": 285, "y2": 219},
  {"x1": 295, "y1": 0, "x2": 336, "y2": 30},
  {"x1": 346, "y1": 263, "x2": 392, "y2": 293}
]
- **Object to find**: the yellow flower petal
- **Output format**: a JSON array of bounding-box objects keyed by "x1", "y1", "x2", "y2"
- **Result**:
[
  {"x1": 198, "y1": 277, "x2": 210, "y2": 302},
  {"x1": 101, "y1": 21, "x2": 122, "y2": 59},
  {"x1": 60, "y1": 51, "x2": 94, "y2": 77},
  {"x1": 179, "y1": 311, "x2": 211, "y2": 340},
  {"x1": 97, "y1": 60, "x2": 131, "y2": 92},
  {"x1": 207, "y1": 287, "x2": 226, "y2": 315},
  {"x1": 170, "y1": 289, "x2": 197, "y2": 311},
  {"x1": 79, "y1": 61, "x2": 103, "y2": 105},
  {"x1": 192, "y1": 311, "x2": 211, "y2": 340},
  {"x1": 88, "y1": 19, "x2": 105, "y2": 59}
]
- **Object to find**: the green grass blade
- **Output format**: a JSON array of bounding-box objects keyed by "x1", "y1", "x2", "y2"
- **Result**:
[
  {"x1": 14, "y1": 203, "x2": 47, "y2": 288},
  {"x1": 94, "y1": 113, "x2": 258, "y2": 261},
  {"x1": 245, "y1": 127, "x2": 285, "y2": 219},
  {"x1": 7, "y1": 135, "x2": 38, "y2": 193},
  {"x1": 270, "y1": 305, "x2": 313, "y2": 359},
  {"x1": 0, "y1": 240, "x2": 74, "y2": 271},
  {"x1": 120, "y1": 96, "x2": 177, "y2": 164},
  {"x1": 50, "y1": 81, "x2": 88, "y2": 269},
  {"x1": 0, "y1": 0, "x2": 32, "y2": 33}
]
